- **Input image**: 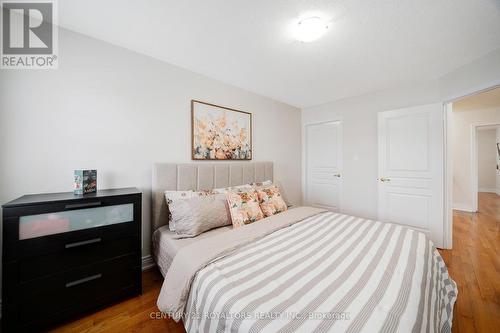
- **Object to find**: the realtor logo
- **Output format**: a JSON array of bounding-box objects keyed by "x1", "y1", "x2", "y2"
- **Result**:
[{"x1": 1, "y1": 0, "x2": 58, "y2": 69}]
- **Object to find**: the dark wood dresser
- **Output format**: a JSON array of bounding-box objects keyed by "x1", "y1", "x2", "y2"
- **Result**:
[{"x1": 2, "y1": 188, "x2": 142, "y2": 332}]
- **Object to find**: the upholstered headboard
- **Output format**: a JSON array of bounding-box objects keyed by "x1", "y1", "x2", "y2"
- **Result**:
[{"x1": 151, "y1": 162, "x2": 273, "y2": 231}]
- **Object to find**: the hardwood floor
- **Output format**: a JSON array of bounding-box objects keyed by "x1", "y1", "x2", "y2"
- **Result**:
[
  {"x1": 51, "y1": 193, "x2": 499, "y2": 333},
  {"x1": 439, "y1": 192, "x2": 500, "y2": 333}
]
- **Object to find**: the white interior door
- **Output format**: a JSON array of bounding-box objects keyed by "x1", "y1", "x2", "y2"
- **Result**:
[
  {"x1": 305, "y1": 121, "x2": 342, "y2": 211},
  {"x1": 378, "y1": 104, "x2": 444, "y2": 247}
]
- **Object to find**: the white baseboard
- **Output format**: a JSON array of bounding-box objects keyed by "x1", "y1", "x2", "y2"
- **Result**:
[
  {"x1": 452, "y1": 203, "x2": 474, "y2": 212},
  {"x1": 142, "y1": 255, "x2": 156, "y2": 271},
  {"x1": 478, "y1": 187, "x2": 497, "y2": 193}
]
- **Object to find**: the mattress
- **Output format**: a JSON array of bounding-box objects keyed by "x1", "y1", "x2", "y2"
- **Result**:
[
  {"x1": 157, "y1": 208, "x2": 457, "y2": 333},
  {"x1": 152, "y1": 224, "x2": 232, "y2": 276}
]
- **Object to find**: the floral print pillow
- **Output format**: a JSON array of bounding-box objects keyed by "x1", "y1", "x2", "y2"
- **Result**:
[
  {"x1": 226, "y1": 189, "x2": 264, "y2": 228},
  {"x1": 256, "y1": 185, "x2": 288, "y2": 217}
]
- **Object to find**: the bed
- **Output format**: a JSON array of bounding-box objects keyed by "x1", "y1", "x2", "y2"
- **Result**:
[
  {"x1": 153, "y1": 225, "x2": 232, "y2": 276},
  {"x1": 152, "y1": 162, "x2": 457, "y2": 333}
]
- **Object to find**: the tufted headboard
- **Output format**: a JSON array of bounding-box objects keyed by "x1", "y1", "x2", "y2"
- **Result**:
[{"x1": 151, "y1": 162, "x2": 273, "y2": 231}]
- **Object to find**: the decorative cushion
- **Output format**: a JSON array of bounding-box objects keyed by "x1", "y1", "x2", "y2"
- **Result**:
[
  {"x1": 256, "y1": 185, "x2": 288, "y2": 217},
  {"x1": 253, "y1": 180, "x2": 292, "y2": 208},
  {"x1": 164, "y1": 190, "x2": 216, "y2": 231},
  {"x1": 226, "y1": 189, "x2": 264, "y2": 228},
  {"x1": 168, "y1": 194, "x2": 231, "y2": 238}
]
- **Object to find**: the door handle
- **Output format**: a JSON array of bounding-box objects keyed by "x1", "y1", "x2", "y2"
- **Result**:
[
  {"x1": 333, "y1": 173, "x2": 341, "y2": 178},
  {"x1": 379, "y1": 177, "x2": 391, "y2": 182}
]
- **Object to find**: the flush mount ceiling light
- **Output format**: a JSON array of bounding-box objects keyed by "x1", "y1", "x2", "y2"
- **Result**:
[{"x1": 293, "y1": 16, "x2": 329, "y2": 42}]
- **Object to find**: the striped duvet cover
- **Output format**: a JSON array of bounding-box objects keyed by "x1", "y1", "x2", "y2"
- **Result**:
[{"x1": 183, "y1": 212, "x2": 457, "y2": 333}]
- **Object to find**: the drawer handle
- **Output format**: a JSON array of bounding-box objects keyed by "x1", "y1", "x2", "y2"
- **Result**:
[
  {"x1": 65, "y1": 273, "x2": 102, "y2": 288},
  {"x1": 65, "y1": 237, "x2": 102, "y2": 249},
  {"x1": 65, "y1": 201, "x2": 102, "y2": 210}
]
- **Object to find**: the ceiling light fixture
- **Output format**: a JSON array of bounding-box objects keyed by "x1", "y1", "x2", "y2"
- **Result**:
[{"x1": 293, "y1": 16, "x2": 329, "y2": 42}]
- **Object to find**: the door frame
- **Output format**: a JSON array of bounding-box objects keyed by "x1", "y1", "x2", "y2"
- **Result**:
[
  {"x1": 443, "y1": 82, "x2": 500, "y2": 249},
  {"x1": 302, "y1": 120, "x2": 343, "y2": 211}
]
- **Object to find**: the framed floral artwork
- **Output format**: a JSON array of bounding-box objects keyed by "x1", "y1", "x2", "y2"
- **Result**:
[{"x1": 191, "y1": 100, "x2": 252, "y2": 160}]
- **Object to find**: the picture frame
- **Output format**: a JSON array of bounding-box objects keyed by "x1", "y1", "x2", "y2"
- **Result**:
[{"x1": 191, "y1": 100, "x2": 252, "y2": 160}]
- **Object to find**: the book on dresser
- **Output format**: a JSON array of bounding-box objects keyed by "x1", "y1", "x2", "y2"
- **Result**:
[{"x1": 1, "y1": 187, "x2": 142, "y2": 332}]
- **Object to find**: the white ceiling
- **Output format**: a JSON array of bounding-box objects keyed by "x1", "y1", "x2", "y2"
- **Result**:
[{"x1": 59, "y1": 0, "x2": 500, "y2": 108}]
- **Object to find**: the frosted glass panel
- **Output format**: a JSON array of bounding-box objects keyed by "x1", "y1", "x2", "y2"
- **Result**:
[{"x1": 19, "y1": 204, "x2": 134, "y2": 240}]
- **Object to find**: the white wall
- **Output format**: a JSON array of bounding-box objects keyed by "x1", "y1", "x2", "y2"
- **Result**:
[
  {"x1": 0, "y1": 28, "x2": 302, "y2": 258},
  {"x1": 302, "y1": 47, "x2": 500, "y2": 221},
  {"x1": 452, "y1": 109, "x2": 500, "y2": 210},
  {"x1": 477, "y1": 129, "x2": 497, "y2": 192}
]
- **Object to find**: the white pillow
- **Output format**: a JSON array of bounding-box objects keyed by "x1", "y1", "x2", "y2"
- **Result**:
[
  {"x1": 165, "y1": 189, "x2": 231, "y2": 231},
  {"x1": 212, "y1": 183, "x2": 253, "y2": 194},
  {"x1": 250, "y1": 180, "x2": 273, "y2": 187},
  {"x1": 169, "y1": 194, "x2": 231, "y2": 238},
  {"x1": 164, "y1": 191, "x2": 195, "y2": 231}
]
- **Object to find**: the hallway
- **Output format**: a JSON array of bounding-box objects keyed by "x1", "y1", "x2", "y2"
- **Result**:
[{"x1": 439, "y1": 192, "x2": 500, "y2": 332}]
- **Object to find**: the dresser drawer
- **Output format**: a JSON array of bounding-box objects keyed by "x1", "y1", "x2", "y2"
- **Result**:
[
  {"x1": 19, "y1": 202, "x2": 134, "y2": 240},
  {"x1": 17, "y1": 254, "x2": 140, "y2": 326},
  {"x1": 4, "y1": 219, "x2": 137, "y2": 262},
  {"x1": 2, "y1": 192, "x2": 141, "y2": 243},
  {"x1": 18, "y1": 233, "x2": 139, "y2": 282}
]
